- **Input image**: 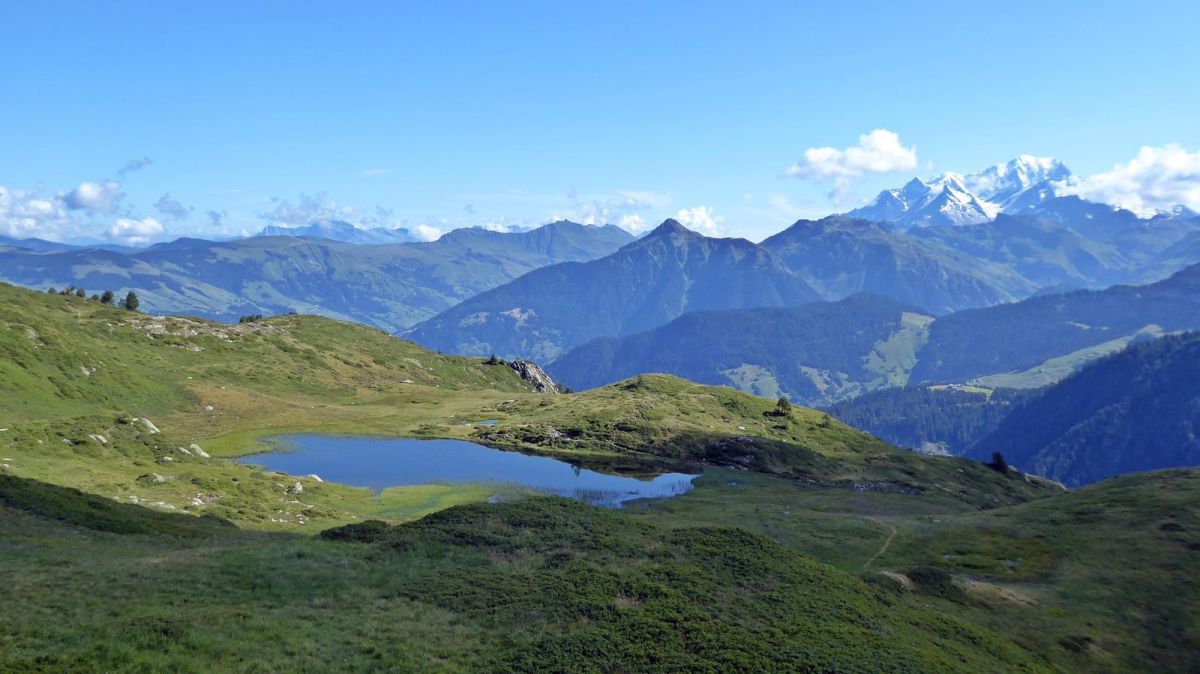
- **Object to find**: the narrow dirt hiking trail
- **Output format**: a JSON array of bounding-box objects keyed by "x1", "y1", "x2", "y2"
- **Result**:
[{"x1": 861, "y1": 519, "x2": 898, "y2": 572}]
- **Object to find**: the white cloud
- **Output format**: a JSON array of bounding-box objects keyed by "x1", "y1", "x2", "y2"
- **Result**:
[
  {"x1": 411, "y1": 223, "x2": 443, "y2": 241},
  {"x1": 260, "y1": 193, "x2": 351, "y2": 225},
  {"x1": 64, "y1": 180, "x2": 121, "y2": 211},
  {"x1": 562, "y1": 189, "x2": 673, "y2": 232},
  {"x1": 0, "y1": 185, "x2": 72, "y2": 239},
  {"x1": 618, "y1": 214, "x2": 648, "y2": 234},
  {"x1": 785, "y1": 129, "x2": 918, "y2": 203},
  {"x1": 674, "y1": 205, "x2": 724, "y2": 236},
  {"x1": 259, "y1": 194, "x2": 402, "y2": 231},
  {"x1": 106, "y1": 217, "x2": 165, "y2": 245},
  {"x1": 1059, "y1": 144, "x2": 1200, "y2": 216},
  {"x1": 362, "y1": 168, "x2": 389, "y2": 177}
]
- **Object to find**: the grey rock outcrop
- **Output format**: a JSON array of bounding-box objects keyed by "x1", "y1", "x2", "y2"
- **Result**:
[{"x1": 509, "y1": 360, "x2": 559, "y2": 394}]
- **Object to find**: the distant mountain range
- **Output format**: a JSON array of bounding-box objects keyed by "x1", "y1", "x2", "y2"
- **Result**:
[
  {"x1": 910, "y1": 262, "x2": 1200, "y2": 386},
  {"x1": 0, "y1": 221, "x2": 632, "y2": 332},
  {"x1": 758, "y1": 217, "x2": 1035, "y2": 314},
  {"x1": 0, "y1": 235, "x2": 136, "y2": 254},
  {"x1": 404, "y1": 162, "x2": 1199, "y2": 363},
  {"x1": 546, "y1": 294, "x2": 929, "y2": 401},
  {"x1": 255, "y1": 219, "x2": 420, "y2": 244},
  {"x1": 405, "y1": 219, "x2": 821, "y2": 362},
  {"x1": 4, "y1": 156, "x2": 1200, "y2": 373},
  {"x1": 967, "y1": 331, "x2": 1200, "y2": 487},
  {"x1": 547, "y1": 263, "x2": 1200, "y2": 406}
]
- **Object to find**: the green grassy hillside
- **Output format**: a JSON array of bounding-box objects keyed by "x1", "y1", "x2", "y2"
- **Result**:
[
  {"x1": 875, "y1": 469, "x2": 1200, "y2": 672},
  {"x1": 1, "y1": 282, "x2": 1049, "y2": 524},
  {"x1": 2, "y1": 280, "x2": 1196, "y2": 671},
  {"x1": 0, "y1": 477, "x2": 1057, "y2": 673}
]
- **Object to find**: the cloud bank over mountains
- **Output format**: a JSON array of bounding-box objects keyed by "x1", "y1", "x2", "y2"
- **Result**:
[
  {"x1": 4, "y1": 139, "x2": 1200, "y2": 246},
  {"x1": 1057, "y1": 144, "x2": 1200, "y2": 216}
]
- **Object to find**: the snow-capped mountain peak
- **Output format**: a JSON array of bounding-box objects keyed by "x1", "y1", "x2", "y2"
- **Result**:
[
  {"x1": 846, "y1": 156, "x2": 1072, "y2": 229},
  {"x1": 966, "y1": 155, "x2": 1071, "y2": 210}
]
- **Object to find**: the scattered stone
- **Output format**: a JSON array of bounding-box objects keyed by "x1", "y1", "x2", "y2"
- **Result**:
[
  {"x1": 80, "y1": 365, "x2": 96, "y2": 376},
  {"x1": 158, "y1": 456, "x2": 175, "y2": 464},
  {"x1": 61, "y1": 438, "x2": 75, "y2": 446},
  {"x1": 139, "y1": 473, "x2": 168, "y2": 485},
  {"x1": 204, "y1": 405, "x2": 214, "y2": 412},
  {"x1": 401, "y1": 379, "x2": 414, "y2": 384},
  {"x1": 288, "y1": 481, "x2": 304, "y2": 494},
  {"x1": 189, "y1": 443, "x2": 210, "y2": 458},
  {"x1": 139, "y1": 418, "x2": 161, "y2": 434},
  {"x1": 304, "y1": 474, "x2": 323, "y2": 482},
  {"x1": 178, "y1": 446, "x2": 192, "y2": 455},
  {"x1": 87, "y1": 434, "x2": 108, "y2": 445}
]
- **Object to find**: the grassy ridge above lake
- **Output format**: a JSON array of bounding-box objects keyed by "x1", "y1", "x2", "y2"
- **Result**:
[{"x1": 0, "y1": 282, "x2": 1051, "y2": 526}]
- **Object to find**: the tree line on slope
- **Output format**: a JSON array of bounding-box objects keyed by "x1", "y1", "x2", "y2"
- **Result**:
[
  {"x1": 823, "y1": 387, "x2": 1033, "y2": 456},
  {"x1": 46, "y1": 287, "x2": 139, "y2": 311}
]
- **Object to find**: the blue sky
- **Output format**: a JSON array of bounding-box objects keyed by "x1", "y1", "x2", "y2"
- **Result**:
[{"x1": 2, "y1": 0, "x2": 1198, "y2": 244}]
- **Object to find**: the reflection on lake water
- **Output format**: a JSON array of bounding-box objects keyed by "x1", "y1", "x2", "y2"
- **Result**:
[{"x1": 238, "y1": 435, "x2": 699, "y2": 508}]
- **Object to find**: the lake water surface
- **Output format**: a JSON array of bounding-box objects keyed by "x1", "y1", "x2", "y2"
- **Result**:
[{"x1": 238, "y1": 435, "x2": 699, "y2": 508}]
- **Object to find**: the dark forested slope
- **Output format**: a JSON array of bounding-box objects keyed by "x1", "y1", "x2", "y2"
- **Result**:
[{"x1": 968, "y1": 332, "x2": 1200, "y2": 486}]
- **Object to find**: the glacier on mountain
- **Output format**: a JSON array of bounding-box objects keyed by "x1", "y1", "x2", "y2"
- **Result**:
[{"x1": 848, "y1": 156, "x2": 1071, "y2": 228}]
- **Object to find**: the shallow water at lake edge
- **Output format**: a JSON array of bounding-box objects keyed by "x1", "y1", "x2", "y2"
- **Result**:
[{"x1": 237, "y1": 435, "x2": 699, "y2": 508}]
